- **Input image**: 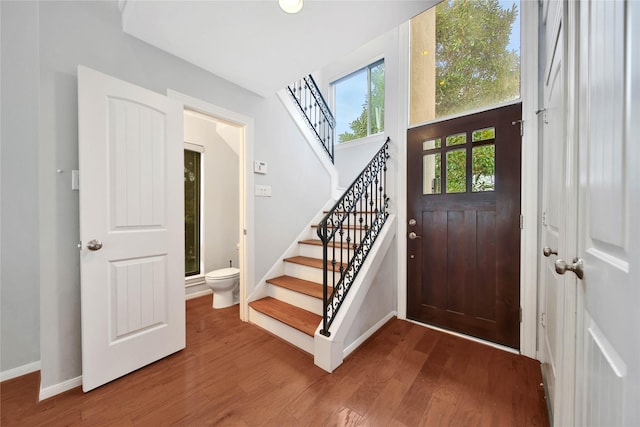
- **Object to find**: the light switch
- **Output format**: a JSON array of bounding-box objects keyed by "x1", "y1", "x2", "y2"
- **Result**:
[
  {"x1": 255, "y1": 185, "x2": 272, "y2": 197},
  {"x1": 72, "y1": 170, "x2": 80, "y2": 190},
  {"x1": 254, "y1": 160, "x2": 267, "y2": 174}
]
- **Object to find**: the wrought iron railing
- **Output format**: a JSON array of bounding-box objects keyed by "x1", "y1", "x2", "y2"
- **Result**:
[
  {"x1": 288, "y1": 75, "x2": 336, "y2": 163},
  {"x1": 317, "y1": 138, "x2": 390, "y2": 336}
]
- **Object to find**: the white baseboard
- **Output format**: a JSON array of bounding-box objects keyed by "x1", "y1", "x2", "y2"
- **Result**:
[
  {"x1": 185, "y1": 289, "x2": 212, "y2": 300},
  {"x1": 39, "y1": 375, "x2": 82, "y2": 401},
  {"x1": 343, "y1": 311, "x2": 397, "y2": 358},
  {"x1": 0, "y1": 361, "x2": 41, "y2": 382}
]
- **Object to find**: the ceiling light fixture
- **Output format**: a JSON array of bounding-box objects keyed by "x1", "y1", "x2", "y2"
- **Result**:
[{"x1": 279, "y1": 0, "x2": 303, "y2": 14}]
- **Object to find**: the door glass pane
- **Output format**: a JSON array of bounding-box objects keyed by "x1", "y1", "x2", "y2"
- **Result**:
[
  {"x1": 423, "y1": 138, "x2": 441, "y2": 150},
  {"x1": 472, "y1": 144, "x2": 496, "y2": 192},
  {"x1": 423, "y1": 153, "x2": 441, "y2": 194},
  {"x1": 472, "y1": 127, "x2": 496, "y2": 142},
  {"x1": 184, "y1": 150, "x2": 201, "y2": 276},
  {"x1": 446, "y1": 149, "x2": 466, "y2": 193},
  {"x1": 446, "y1": 132, "x2": 466, "y2": 146}
]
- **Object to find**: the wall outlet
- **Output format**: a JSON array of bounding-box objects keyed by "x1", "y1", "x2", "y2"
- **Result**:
[{"x1": 255, "y1": 184, "x2": 272, "y2": 197}]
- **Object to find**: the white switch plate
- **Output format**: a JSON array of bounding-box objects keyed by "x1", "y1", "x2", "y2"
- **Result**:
[
  {"x1": 72, "y1": 170, "x2": 80, "y2": 190},
  {"x1": 255, "y1": 184, "x2": 272, "y2": 197},
  {"x1": 254, "y1": 160, "x2": 267, "y2": 174}
]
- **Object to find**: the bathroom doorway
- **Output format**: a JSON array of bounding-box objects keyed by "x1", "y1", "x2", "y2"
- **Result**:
[
  {"x1": 183, "y1": 110, "x2": 241, "y2": 297},
  {"x1": 168, "y1": 90, "x2": 255, "y2": 322}
]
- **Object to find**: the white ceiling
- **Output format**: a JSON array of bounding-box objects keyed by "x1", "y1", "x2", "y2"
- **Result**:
[{"x1": 121, "y1": 0, "x2": 435, "y2": 97}]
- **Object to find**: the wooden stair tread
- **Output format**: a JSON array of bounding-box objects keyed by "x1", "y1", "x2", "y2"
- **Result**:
[
  {"x1": 299, "y1": 239, "x2": 358, "y2": 250},
  {"x1": 266, "y1": 275, "x2": 332, "y2": 299},
  {"x1": 284, "y1": 255, "x2": 346, "y2": 271},
  {"x1": 249, "y1": 297, "x2": 320, "y2": 336}
]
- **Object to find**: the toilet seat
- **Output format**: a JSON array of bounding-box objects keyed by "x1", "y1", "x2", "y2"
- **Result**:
[{"x1": 206, "y1": 267, "x2": 240, "y2": 280}]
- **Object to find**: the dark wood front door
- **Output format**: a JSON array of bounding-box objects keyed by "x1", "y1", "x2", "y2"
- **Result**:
[{"x1": 407, "y1": 103, "x2": 521, "y2": 349}]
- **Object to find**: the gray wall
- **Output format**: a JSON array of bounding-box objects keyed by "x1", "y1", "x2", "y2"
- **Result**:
[
  {"x1": 1, "y1": 1, "x2": 41, "y2": 373},
  {"x1": 1, "y1": 0, "x2": 330, "y2": 387}
]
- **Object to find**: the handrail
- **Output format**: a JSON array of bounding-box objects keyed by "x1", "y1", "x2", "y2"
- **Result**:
[
  {"x1": 317, "y1": 137, "x2": 390, "y2": 336},
  {"x1": 287, "y1": 75, "x2": 336, "y2": 163}
]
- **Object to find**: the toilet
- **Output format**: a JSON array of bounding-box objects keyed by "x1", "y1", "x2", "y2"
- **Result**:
[{"x1": 205, "y1": 267, "x2": 240, "y2": 309}]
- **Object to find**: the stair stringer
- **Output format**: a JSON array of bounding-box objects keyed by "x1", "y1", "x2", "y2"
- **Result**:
[
  {"x1": 246, "y1": 199, "x2": 337, "y2": 305},
  {"x1": 313, "y1": 214, "x2": 397, "y2": 373}
]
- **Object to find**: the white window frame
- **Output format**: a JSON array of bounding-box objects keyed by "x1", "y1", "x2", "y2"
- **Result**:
[
  {"x1": 184, "y1": 141, "x2": 206, "y2": 286},
  {"x1": 331, "y1": 58, "x2": 385, "y2": 144}
]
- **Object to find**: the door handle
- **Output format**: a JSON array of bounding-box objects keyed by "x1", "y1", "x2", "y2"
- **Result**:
[
  {"x1": 87, "y1": 239, "x2": 103, "y2": 251},
  {"x1": 543, "y1": 247, "x2": 558, "y2": 257},
  {"x1": 408, "y1": 232, "x2": 422, "y2": 240},
  {"x1": 555, "y1": 257, "x2": 584, "y2": 280}
]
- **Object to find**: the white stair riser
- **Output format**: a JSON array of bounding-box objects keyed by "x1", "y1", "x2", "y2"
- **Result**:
[
  {"x1": 310, "y1": 229, "x2": 368, "y2": 244},
  {"x1": 249, "y1": 307, "x2": 315, "y2": 354},
  {"x1": 267, "y1": 284, "x2": 323, "y2": 315},
  {"x1": 298, "y1": 243, "x2": 359, "y2": 261},
  {"x1": 284, "y1": 262, "x2": 342, "y2": 284}
]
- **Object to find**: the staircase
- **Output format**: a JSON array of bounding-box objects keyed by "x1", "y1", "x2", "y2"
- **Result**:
[
  {"x1": 250, "y1": 77, "x2": 394, "y2": 371},
  {"x1": 248, "y1": 217, "x2": 353, "y2": 354}
]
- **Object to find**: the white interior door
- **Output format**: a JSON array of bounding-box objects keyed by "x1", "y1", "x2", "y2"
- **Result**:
[
  {"x1": 538, "y1": 1, "x2": 572, "y2": 423},
  {"x1": 573, "y1": 1, "x2": 640, "y2": 425},
  {"x1": 78, "y1": 66, "x2": 185, "y2": 392}
]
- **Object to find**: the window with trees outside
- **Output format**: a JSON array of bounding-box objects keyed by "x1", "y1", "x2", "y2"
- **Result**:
[
  {"x1": 184, "y1": 149, "x2": 201, "y2": 277},
  {"x1": 333, "y1": 59, "x2": 384, "y2": 143},
  {"x1": 411, "y1": 0, "x2": 520, "y2": 195}
]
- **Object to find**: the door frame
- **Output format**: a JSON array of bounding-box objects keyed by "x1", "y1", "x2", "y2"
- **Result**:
[
  {"x1": 396, "y1": 0, "x2": 539, "y2": 357},
  {"x1": 167, "y1": 90, "x2": 254, "y2": 321}
]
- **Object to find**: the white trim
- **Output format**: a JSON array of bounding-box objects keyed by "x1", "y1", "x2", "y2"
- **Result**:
[
  {"x1": 406, "y1": 319, "x2": 520, "y2": 355},
  {"x1": 343, "y1": 311, "x2": 397, "y2": 358},
  {"x1": 184, "y1": 141, "x2": 204, "y2": 153},
  {"x1": 185, "y1": 289, "x2": 212, "y2": 301},
  {"x1": 396, "y1": 20, "x2": 411, "y2": 320},
  {"x1": 0, "y1": 361, "x2": 40, "y2": 382},
  {"x1": 167, "y1": 89, "x2": 255, "y2": 323},
  {"x1": 39, "y1": 375, "x2": 82, "y2": 401},
  {"x1": 518, "y1": 0, "x2": 540, "y2": 359}
]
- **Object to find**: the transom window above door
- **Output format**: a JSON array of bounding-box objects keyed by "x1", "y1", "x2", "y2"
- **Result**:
[{"x1": 410, "y1": 0, "x2": 521, "y2": 125}]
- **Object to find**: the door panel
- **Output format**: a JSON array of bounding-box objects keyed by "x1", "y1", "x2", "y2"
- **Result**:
[
  {"x1": 574, "y1": 1, "x2": 639, "y2": 424},
  {"x1": 78, "y1": 66, "x2": 185, "y2": 392},
  {"x1": 538, "y1": 0, "x2": 565, "y2": 416},
  {"x1": 407, "y1": 103, "x2": 521, "y2": 349}
]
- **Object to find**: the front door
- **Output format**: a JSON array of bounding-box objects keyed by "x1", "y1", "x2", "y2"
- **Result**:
[
  {"x1": 407, "y1": 103, "x2": 522, "y2": 349},
  {"x1": 78, "y1": 66, "x2": 185, "y2": 391}
]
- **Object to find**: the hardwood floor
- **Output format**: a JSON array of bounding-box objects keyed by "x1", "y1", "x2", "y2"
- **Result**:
[{"x1": 1, "y1": 296, "x2": 549, "y2": 426}]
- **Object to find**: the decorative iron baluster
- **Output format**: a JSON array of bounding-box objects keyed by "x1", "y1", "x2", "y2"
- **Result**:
[
  {"x1": 317, "y1": 138, "x2": 390, "y2": 337},
  {"x1": 287, "y1": 75, "x2": 335, "y2": 163}
]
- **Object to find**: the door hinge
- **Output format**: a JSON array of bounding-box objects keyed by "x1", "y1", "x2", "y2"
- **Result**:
[
  {"x1": 519, "y1": 307, "x2": 523, "y2": 323},
  {"x1": 519, "y1": 214, "x2": 524, "y2": 229},
  {"x1": 542, "y1": 211, "x2": 547, "y2": 226},
  {"x1": 541, "y1": 312, "x2": 546, "y2": 328},
  {"x1": 512, "y1": 119, "x2": 524, "y2": 136}
]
